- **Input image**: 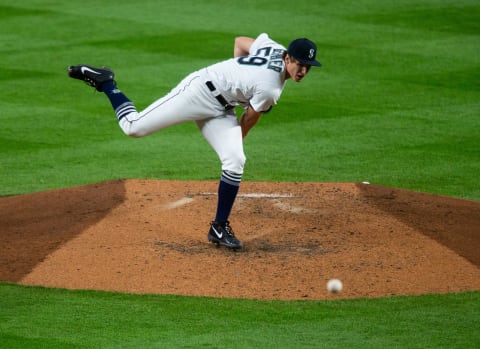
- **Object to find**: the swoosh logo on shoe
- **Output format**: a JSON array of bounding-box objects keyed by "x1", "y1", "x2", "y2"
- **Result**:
[
  {"x1": 80, "y1": 66, "x2": 101, "y2": 75},
  {"x1": 212, "y1": 226, "x2": 223, "y2": 239}
]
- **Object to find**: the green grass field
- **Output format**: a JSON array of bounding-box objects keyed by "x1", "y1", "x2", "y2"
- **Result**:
[
  {"x1": 1, "y1": 284, "x2": 479, "y2": 349},
  {"x1": 1, "y1": 0, "x2": 479, "y2": 348}
]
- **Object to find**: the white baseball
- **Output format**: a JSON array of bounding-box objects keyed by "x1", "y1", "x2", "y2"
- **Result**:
[{"x1": 327, "y1": 279, "x2": 343, "y2": 293}]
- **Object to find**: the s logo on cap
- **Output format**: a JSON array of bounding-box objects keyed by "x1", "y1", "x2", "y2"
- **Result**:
[{"x1": 287, "y1": 38, "x2": 322, "y2": 66}]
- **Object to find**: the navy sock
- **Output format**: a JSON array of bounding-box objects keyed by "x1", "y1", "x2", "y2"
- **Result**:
[
  {"x1": 215, "y1": 170, "x2": 242, "y2": 222},
  {"x1": 102, "y1": 81, "x2": 137, "y2": 121}
]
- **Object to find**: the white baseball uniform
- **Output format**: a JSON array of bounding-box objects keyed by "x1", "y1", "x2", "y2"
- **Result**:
[{"x1": 116, "y1": 33, "x2": 288, "y2": 174}]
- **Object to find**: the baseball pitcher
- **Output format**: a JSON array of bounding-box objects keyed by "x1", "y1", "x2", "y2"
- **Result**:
[{"x1": 68, "y1": 33, "x2": 321, "y2": 250}]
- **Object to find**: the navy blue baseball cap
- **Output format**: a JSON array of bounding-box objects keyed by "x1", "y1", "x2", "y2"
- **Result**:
[{"x1": 287, "y1": 38, "x2": 322, "y2": 67}]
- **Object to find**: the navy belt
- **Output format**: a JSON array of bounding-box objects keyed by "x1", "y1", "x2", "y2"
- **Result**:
[{"x1": 205, "y1": 81, "x2": 234, "y2": 110}]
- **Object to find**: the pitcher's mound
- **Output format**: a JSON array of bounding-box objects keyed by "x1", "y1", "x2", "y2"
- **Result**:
[{"x1": 1, "y1": 179, "x2": 479, "y2": 300}]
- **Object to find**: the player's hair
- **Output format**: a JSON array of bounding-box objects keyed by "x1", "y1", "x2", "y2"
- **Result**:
[{"x1": 284, "y1": 51, "x2": 312, "y2": 71}]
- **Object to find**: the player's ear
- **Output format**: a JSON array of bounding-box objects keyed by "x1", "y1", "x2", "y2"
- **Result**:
[{"x1": 285, "y1": 54, "x2": 294, "y2": 65}]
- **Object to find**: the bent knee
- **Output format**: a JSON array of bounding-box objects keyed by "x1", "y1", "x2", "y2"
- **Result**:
[
  {"x1": 119, "y1": 118, "x2": 150, "y2": 138},
  {"x1": 124, "y1": 128, "x2": 148, "y2": 138},
  {"x1": 222, "y1": 152, "x2": 246, "y2": 174}
]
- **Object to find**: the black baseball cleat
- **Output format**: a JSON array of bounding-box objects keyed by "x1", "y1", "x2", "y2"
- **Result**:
[
  {"x1": 67, "y1": 64, "x2": 115, "y2": 92},
  {"x1": 208, "y1": 220, "x2": 243, "y2": 250}
]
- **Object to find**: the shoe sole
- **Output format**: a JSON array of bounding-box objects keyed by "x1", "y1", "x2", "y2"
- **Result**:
[{"x1": 208, "y1": 234, "x2": 243, "y2": 250}]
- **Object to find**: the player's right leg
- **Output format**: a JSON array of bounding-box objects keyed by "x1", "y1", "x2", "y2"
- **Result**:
[
  {"x1": 67, "y1": 65, "x2": 114, "y2": 92},
  {"x1": 67, "y1": 65, "x2": 215, "y2": 137},
  {"x1": 68, "y1": 64, "x2": 144, "y2": 134},
  {"x1": 68, "y1": 64, "x2": 138, "y2": 131}
]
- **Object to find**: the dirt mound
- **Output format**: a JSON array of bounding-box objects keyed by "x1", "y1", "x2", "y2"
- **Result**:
[{"x1": 1, "y1": 179, "x2": 479, "y2": 300}]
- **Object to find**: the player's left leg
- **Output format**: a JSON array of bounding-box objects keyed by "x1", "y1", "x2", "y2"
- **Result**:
[{"x1": 197, "y1": 115, "x2": 245, "y2": 249}]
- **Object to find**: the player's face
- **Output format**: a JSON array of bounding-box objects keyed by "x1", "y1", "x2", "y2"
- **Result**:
[{"x1": 285, "y1": 55, "x2": 311, "y2": 82}]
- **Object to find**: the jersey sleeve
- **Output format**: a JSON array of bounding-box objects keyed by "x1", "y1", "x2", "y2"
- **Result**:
[
  {"x1": 249, "y1": 33, "x2": 274, "y2": 56},
  {"x1": 249, "y1": 83, "x2": 282, "y2": 113}
]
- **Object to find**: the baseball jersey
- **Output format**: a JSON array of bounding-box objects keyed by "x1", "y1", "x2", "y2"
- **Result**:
[{"x1": 202, "y1": 33, "x2": 287, "y2": 113}]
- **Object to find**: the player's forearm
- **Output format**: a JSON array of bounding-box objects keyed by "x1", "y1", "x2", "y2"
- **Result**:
[
  {"x1": 240, "y1": 109, "x2": 261, "y2": 139},
  {"x1": 234, "y1": 36, "x2": 254, "y2": 57}
]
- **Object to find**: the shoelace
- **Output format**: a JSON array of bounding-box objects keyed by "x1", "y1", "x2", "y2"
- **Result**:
[
  {"x1": 84, "y1": 78, "x2": 97, "y2": 88},
  {"x1": 223, "y1": 222, "x2": 237, "y2": 238}
]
